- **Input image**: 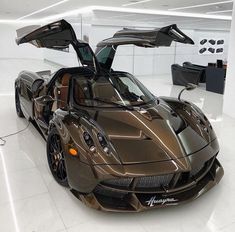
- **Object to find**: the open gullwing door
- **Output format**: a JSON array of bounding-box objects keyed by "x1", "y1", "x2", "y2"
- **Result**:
[
  {"x1": 16, "y1": 20, "x2": 99, "y2": 71},
  {"x1": 96, "y1": 24, "x2": 194, "y2": 70}
]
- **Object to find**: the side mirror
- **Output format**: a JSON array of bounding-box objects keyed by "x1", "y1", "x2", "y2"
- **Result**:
[
  {"x1": 34, "y1": 95, "x2": 71, "y2": 112},
  {"x1": 185, "y1": 83, "x2": 197, "y2": 91},
  {"x1": 178, "y1": 83, "x2": 197, "y2": 101},
  {"x1": 32, "y1": 79, "x2": 45, "y2": 95},
  {"x1": 34, "y1": 95, "x2": 54, "y2": 106}
]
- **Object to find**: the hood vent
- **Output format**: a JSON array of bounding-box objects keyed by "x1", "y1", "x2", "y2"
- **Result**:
[{"x1": 169, "y1": 112, "x2": 187, "y2": 134}]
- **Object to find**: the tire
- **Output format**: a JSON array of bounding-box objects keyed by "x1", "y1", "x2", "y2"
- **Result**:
[
  {"x1": 15, "y1": 88, "x2": 24, "y2": 118},
  {"x1": 47, "y1": 127, "x2": 69, "y2": 187}
]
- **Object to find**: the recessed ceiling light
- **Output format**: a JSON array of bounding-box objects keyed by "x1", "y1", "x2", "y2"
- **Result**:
[
  {"x1": 17, "y1": 0, "x2": 69, "y2": 20},
  {"x1": 122, "y1": 0, "x2": 152, "y2": 7},
  {"x1": 169, "y1": 1, "x2": 233, "y2": 11}
]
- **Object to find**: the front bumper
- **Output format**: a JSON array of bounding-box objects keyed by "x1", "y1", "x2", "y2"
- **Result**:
[{"x1": 72, "y1": 158, "x2": 224, "y2": 212}]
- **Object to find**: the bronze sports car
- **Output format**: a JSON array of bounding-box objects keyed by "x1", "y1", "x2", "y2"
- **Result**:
[{"x1": 15, "y1": 20, "x2": 224, "y2": 212}]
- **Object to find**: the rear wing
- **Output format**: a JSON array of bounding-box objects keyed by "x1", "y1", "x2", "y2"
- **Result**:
[{"x1": 96, "y1": 24, "x2": 194, "y2": 70}]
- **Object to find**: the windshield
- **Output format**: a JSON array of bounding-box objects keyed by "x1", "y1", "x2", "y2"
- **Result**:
[{"x1": 73, "y1": 71, "x2": 155, "y2": 108}]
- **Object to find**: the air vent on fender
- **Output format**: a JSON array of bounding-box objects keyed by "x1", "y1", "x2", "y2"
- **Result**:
[{"x1": 169, "y1": 111, "x2": 187, "y2": 134}]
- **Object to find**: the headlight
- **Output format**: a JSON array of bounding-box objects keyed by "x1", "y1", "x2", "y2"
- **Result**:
[
  {"x1": 83, "y1": 130, "x2": 111, "y2": 154},
  {"x1": 79, "y1": 118, "x2": 121, "y2": 164},
  {"x1": 97, "y1": 133, "x2": 109, "y2": 154},
  {"x1": 83, "y1": 132, "x2": 96, "y2": 152}
]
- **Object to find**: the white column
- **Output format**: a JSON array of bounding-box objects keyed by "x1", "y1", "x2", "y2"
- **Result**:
[{"x1": 223, "y1": 5, "x2": 235, "y2": 117}]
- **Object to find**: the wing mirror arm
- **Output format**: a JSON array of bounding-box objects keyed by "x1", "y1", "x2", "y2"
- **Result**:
[
  {"x1": 34, "y1": 95, "x2": 72, "y2": 113},
  {"x1": 57, "y1": 99, "x2": 73, "y2": 113},
  {"x1": 178, "y1": 83, "x2": 197, "y2": 101}
]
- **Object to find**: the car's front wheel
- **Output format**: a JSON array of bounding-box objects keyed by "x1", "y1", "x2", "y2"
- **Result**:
[
  {"x1": 47, "y1": 127, "x2": 69, "y2": 187},
  {"x1": 15, "y1": 88, "x2": 24, "y2": 118}
]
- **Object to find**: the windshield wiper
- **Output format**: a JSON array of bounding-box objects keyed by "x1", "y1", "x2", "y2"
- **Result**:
[
  {"x1": 93, "y1": 97, "x2": 134, "y2": 111},
  {"x1": 133, "y1": 98, "x2": 158, "y2": 106}
]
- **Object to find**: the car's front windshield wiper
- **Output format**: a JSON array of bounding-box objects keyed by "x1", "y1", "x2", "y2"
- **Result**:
[
  {"x1": 93, "y1": 97, "x2": 134, "y2": 111},
  {"x1": 132, "y1": 97, "x2": 158, "y2": 106}
]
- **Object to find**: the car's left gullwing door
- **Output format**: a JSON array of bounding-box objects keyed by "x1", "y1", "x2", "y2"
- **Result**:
[{"x1": 16, "y1": 19, "x2": 100, "y2": 71}]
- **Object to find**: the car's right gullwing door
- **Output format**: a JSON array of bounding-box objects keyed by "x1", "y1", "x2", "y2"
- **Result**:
[{"x1": 95, "y1": 24, "x2": 194, "y2": 70}]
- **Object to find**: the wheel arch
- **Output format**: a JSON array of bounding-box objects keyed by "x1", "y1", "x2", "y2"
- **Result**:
[{"x1": 47, "y1": 116, "x2": 98, "y2": 193}]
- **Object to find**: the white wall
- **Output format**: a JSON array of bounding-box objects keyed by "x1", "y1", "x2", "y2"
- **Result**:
[
  {"x1": 43, "y1": 46, "x2": 78, "y2": 67},
  {"x1": 223, "y1": 4, "x2": 235, "y2": 118},
  {"x1": 175, "y1": 29, "x2": 229, "y2": 66},
  {"x1": 0, "y1": 23, "x2": 43, "y2": 59}
]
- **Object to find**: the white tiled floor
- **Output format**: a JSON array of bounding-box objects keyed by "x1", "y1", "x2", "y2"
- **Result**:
[{"x1": 0, "y1": 59, "x2": 235, "y2": 232}]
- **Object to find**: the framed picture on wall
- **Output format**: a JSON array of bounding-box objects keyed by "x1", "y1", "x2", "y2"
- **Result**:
[{"x1": 198, "y1": 38, "x2": 225, "y2": 55}]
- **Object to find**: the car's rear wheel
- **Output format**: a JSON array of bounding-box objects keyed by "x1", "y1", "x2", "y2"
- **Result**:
[
  {"x1": 47, "y1": 127, "x2": 69, "y2": 187},
  {"x1": 15, "y1": 88, "x2": 24, "y2": 118}
]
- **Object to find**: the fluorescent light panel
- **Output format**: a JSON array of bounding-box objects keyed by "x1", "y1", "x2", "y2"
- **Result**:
[
  {"x1": 17, "y1": 0, "x2": 69, "y2": 20},
  {"x1": 169, "y1": 1, "x2": 233, "y2": 11},
  {"x1": 0, "y1": 19, "x2": 43, "y2": 24},
  {"x1": 207, "y1": 9, "x2": 233, "y2": 14},
  {"x1": 0, "y1": 4, "x2": 232, "y2": 24},
  {"x1": 122, "y1": 0, "x2": 152, "y2": 7},
  {"x1": 42, "y1": 6, "x2": 93, "y2": 21},
  {"x1": 41, "y1": 5, "x2": 232, "y2": 22}
]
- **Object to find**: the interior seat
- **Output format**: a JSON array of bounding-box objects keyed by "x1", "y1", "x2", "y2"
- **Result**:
[
  {"x1": 92, "y1": 82, "x2": 117, "y2": 100},
  {"x1": 55, "y1": 73, "x2": 71, "y2": 109},
  {"x1": 74, "y1": 79, "x2": 86, "y2": 105}
]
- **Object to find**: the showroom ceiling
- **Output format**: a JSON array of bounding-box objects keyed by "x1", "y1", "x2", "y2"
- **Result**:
[
  {"x1": 0, "y1": 0, "x2": 233, "y2": 30},
  {"x1": 91, "y1": 10, "x2": 231, "y2": 30}
]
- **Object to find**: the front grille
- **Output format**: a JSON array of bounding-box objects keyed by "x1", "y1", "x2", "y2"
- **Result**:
[
  {"x1": 190, "y1": 164, "x2": 204, "y2": 177},
  {"x1": 190, "y1": 157, "x2": 214, "y2": 178},
  {"x1": 100, "y1": 157, "x2": 216, "y2": 192},
  {"x1": 94, "y1": 185, "x2": 128, "y2": 199},
  {"x1": 94, "y1": 185, "x2": 132, "y2": 210},
  {"x1": 102, "y1": 174, "x2": 174, "y2": 190},
  {"x1": 103, "y1": 178, "x2": 133, "y2": 188},
  {"x1": 136, "y1": 174, "x2": 174, "y2": 189},
  {"x1": 176, "y1": 157, "x2": 215, "y2": 187}
]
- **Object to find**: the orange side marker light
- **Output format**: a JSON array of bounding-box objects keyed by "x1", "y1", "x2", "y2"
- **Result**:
[{"x1": 69, "y1": 148, "x2": 78, "y2": 156}]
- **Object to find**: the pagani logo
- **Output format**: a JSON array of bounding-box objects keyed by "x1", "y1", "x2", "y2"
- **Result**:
[{"x1": 145, "y1": 196, "x2": 178, "y2": 207}]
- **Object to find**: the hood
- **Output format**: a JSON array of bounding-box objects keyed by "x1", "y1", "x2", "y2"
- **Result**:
[{"x1": 96, "y1": 98, "x2": 216, "y2": 165}]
